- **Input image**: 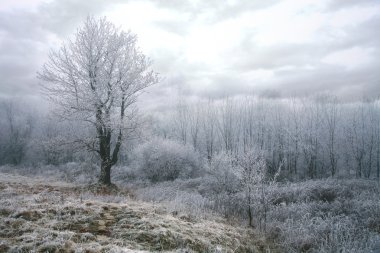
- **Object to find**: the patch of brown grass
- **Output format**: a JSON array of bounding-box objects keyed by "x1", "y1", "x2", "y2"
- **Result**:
[{"x1": 0, "y1": 173, "x2": 271, "y2": 253}]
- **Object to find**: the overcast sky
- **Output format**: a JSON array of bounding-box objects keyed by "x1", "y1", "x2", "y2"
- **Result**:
[{"x1": 0, "y1": 0, "x2": 379, "y2": 110}]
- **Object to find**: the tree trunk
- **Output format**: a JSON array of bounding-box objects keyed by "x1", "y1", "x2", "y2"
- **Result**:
[
  {"x1": 377, "y1": 143, "x2": 379, "y2": 182},
  {"x1": 99, "y1": 161, "x2": 112, "y2": 185},
  {"x1": 247, "y1": 188, "x2": 253, "y2": 227},
  {"x1": 248, "y1": 204, "x2": 253, "y2": 227}
]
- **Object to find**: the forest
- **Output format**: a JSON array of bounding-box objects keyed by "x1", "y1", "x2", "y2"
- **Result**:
[{"x1": 1, "y1": 95, "x2": 380, "y2": 181}]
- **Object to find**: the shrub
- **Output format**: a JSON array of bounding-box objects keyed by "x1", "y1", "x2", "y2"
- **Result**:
[
  {"x1": 132, "y1": 137, "x2": 203, "y2": 182},
  {"x1": 264, "y1": 179, "x2": 380, "y2": 253},
  {"x1": 206, "y1": 152, "x2": 241, "y2": 195}
]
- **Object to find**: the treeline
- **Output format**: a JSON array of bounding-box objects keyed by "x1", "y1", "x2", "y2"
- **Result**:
[
  {"x1": 153, "y1": 95, "x2": 380, "y2": 181},
  {"x1": 0, "y1": 100, "x2": 86, "y2": 166},
  {"x1": 0, "y1": 99, "x2": 139, "y2": 167},
  {"x1": 1, "y1": 95, "x2": 380, "y2": 181}
]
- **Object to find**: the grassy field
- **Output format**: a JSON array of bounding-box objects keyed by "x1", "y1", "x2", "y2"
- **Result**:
[
  {"x1": 1, "y1": 165, "x2": 380, "y2": 253},
  {"x1": 0, "y1": 173, "x2": 268, "y2": 253}
]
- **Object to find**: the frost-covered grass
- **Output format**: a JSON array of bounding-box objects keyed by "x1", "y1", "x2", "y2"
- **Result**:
[
  {"x1": 1, "y1": 164, "x2": 379, "y2": 252},
  {"x1": 264, "y1": 179, "x2": 380, "y2": 253},
  {"x1": 0, "y1": 172, "x2": 265, "y2": 253},
  {"x1": 133, "y1": 177, "x2": 380, "y2": 253},
  {"x1": 0, "y1": 163, "x2": 99, "y2": 184}
]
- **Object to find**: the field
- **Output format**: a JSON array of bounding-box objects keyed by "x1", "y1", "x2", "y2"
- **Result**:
[
  {"x1": 0, "y1": 172, "x2": 265, "y2": 253},
  {"x1": 1, "y1": 165, "x2": 380, "y2": 253}
]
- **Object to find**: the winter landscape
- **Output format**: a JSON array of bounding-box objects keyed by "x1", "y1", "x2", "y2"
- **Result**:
[{"x1": 0, "y1": 0, "x2": 380, "y2": 252}]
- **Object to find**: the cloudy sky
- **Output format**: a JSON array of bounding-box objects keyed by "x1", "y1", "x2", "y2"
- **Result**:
[{"x1": 0, "y1": 0, "x2": 379, "y2": 109}]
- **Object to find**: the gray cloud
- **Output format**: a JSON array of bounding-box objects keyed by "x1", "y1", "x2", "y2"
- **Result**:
[
  {"x1": 36, "y1": 0, "x2": 123, "y2": 36},
  {"x1": 0, "y1": 0, "x2": 379, "y2": 106},
  {"x1": 326, "y1": 0, "x2": 378, "y2": 11},
  {"x1": 202, "y1": 8, "x2": 380, "y2": 101},
  {"x1": 153, "y1": 20, "x2": 190, "y2": 36},
  {"x1": 0, "y1": 0, "x2": 125, "y2": 97},
  {"x1": 153, "y1": 0, "x2": 279, "y2": 23}
]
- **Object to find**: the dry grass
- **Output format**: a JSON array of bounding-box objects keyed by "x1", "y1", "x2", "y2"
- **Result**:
[{"x1": 0, "y1": 173, "x2": 269, "y2": 253}]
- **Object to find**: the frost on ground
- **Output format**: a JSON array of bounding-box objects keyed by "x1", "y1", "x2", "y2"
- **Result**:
[
  {"x1": 134, "y1": 177, "x2": 380, "y2": 253},
  {"x1": 0, "y1": 173, "x2": 264, "y2": 253}
]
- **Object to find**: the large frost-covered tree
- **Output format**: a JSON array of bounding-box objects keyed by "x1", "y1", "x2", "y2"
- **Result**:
[{"x1": 38, "y1": 16, "x2": 158, "y2": 185}]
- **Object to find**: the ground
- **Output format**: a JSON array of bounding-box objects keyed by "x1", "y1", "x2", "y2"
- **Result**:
[{"x1": 0, "y1": 173, "x2": 268, "y2": 253}]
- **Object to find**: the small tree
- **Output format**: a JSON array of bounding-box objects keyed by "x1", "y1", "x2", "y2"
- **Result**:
[
  {"x1": 236, "y1": 150, "x2": 267, "y2": 227},
  {"x1": 38, "y1": 16, "x2": 158, "y2": 185},
  {"x1": 236, "y1": 149, "x2": 282, "y2": 231}
]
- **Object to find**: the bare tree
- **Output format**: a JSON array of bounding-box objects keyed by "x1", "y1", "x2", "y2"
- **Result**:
[
  {"x1": 288, "y1": 97, "x2": 301, "y2": 179},
  {"x1": 301, "y1": 98, "x2": 323, "y2": 179},
  {"x1": 347, "y1": 102, "x2": 368, "y2": 178},
  {"x1": 236, "y1": 149, "x2": 267, "y2": 228},
  {"x1": 38, "y1": 16, "x2": 158, "y2": 185},
  {"x1": 189, "y1": 102, "x2": 201, "y2": 150},
  {"x1": 174, "y1": 99, "x2": 189, "y2": 145},
  {"x1": 201, "y1": 99, "x2": 217, "y2": 162},
  {"x1": 322, "y1": 95, "x2": 340, "y2": 177},
  {"x1": 364, "y1": 100, "x2": 376, "y2": 178},
  {"x1": 376, "y1": 99, "x2": 380, "y2": 181},
  {"x1": 218, "y1": 98, "x2": 238, "y2": 155}
]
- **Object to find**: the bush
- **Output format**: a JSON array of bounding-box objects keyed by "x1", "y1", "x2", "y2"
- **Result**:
[
  {"x1": 132, "y1": 137, "x2": 203, "y2": 182},
  {"x1": 264, "y1": 179, "x2": 380, "y2": 252},
  {"x1": 206, "y1": 152, "x2": 241, "y2": 195}
]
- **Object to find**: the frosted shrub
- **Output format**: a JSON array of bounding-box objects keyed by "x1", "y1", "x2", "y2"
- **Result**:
[
  {"x1": 273, "y1": 214, "x2": 380, "y2": 253},
  {"x1": 132, "y1": 137, "x2": 203, "y2": 182},
  {"x1": 264, "y1": 179, "x2": 380, "y2": 252},
  {"x1": 201, "y1": 152, "x2": 245, "y2": 219},
  {"x1": 207, "y1": 152, "x2": 240, "y2": 194}
]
